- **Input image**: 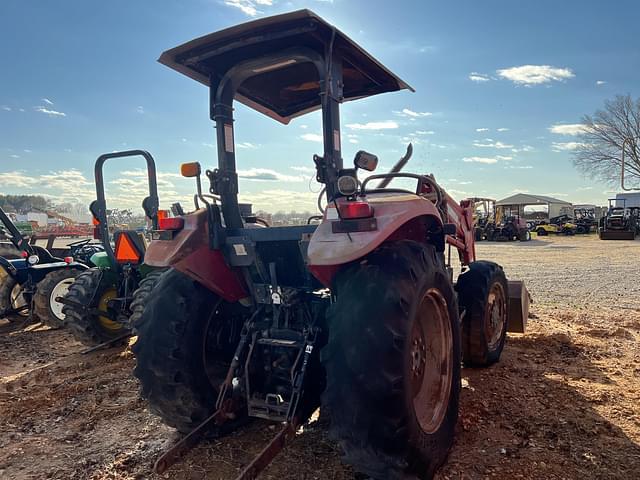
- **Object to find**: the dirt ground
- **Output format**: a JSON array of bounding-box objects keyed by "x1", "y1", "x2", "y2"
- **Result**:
[{"x1": 1, "y1": 234, "x2": 639, "y2": 479}]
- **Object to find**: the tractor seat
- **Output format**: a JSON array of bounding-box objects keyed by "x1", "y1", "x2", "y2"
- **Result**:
[{"x1": 113, "y1": 230, "x2": 147, "y2": 264}]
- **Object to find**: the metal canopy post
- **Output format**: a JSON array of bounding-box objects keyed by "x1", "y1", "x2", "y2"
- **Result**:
[
  {"x1": 320, "y1": 48, "x2": 343, "y2": 201},
  {"x1": 210, "y1": 78, "x2": 244, "y2": 229}
]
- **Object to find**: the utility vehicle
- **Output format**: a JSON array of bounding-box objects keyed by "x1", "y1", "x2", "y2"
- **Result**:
[
  {"x1": 0, "y1": 207, "x2": 87, "y2": 327},
  {"x1": 132, "y1": 11, "x2": 529, "y2": 480},
  {"x1": 535, "y1": 215, "x2": 577, "y2": 236},
  {"x1": 60, "y1": 151, "x2": 165, "y2": 345}
]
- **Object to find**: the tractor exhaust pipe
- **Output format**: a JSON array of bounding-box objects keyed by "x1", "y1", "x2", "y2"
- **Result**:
[{"x1": 377, "y1": 143, "x2": 413, "y2": 188}]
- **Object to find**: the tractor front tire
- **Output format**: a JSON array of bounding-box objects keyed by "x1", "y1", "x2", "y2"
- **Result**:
[
  {"x1": 132, "y1": 269, "x2": 238, "y2": 433},
  {"x1": 0, "y1": 276, "x2": 30, "y2": 323},
  {"x1": 456, "y1": 261, "x2": 509, "y2": 367},
  {"x1": 322, "y1": 241, "x2": 461, "y2": 480},
  {"x1": 536, "y1": 228, "x2": 547, "y2": 236},
  {"x1": 63, "y1": 268, "x2": 129, "y2": 346},
  {"x1": 34, "y1": 268, "x2": 83, "y2": 328}
]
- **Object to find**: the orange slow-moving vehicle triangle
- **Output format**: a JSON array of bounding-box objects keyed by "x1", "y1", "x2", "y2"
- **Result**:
[{"x1": 115, "y1": 233, "x2": 141, "y2": 263}]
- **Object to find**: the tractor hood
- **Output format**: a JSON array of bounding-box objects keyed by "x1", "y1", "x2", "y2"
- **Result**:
[{"x1": 159, "y1": 9, "x2": 413, "y2": 124}]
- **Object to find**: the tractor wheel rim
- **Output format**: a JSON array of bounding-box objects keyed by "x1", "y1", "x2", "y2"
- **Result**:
[
  {"x1": 484, "y1": 282, "x2": 507, "y2": 349},
  {"x1": 97, "y1": 288, "x2": 122, "y2": 331},
  {"x1": 410, "y1": 288, "x2": 453, "y2": 434},
  {"x1": 49, "y1": 278, "x2": 75, "y2": 320},
  {"x1": 11, "y1": 284, "x2": 29, "y2": 317}
]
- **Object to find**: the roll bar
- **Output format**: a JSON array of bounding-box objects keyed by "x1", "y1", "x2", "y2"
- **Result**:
[{"x1": 90, "y1": 150, "x2": 159, "y2": 262}]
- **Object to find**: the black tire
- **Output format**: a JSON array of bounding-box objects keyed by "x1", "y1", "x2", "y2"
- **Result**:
[
  {"x1": 128, "y1": 269, "x2": 165, "y2": 334},
  {"x1": 33, "y1": 268, "x2": 83, "y2": 328},
  {"x1": 0, "y1": 276, "x2": 30, "y2": 322},
  {"x1": 62, "y1": 267, "x2": 129, "y2": 346},
  {"x1": 132, "y1": 269, "x2": 239, "y2": 433},
  {"x1": 322, "y1": 241, "x2": 461, "y2": 480},
  {"x1": 456, "y1": 261, "x2": 509, "y2": 367},
  {"x1": 536, "y1": 228, "x2": 547, "y2": 236}
]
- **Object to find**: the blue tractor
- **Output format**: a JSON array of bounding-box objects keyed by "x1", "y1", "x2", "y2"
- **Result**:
[{"x1": 0, "y1": 207, "x2": 88, "y2": 328}]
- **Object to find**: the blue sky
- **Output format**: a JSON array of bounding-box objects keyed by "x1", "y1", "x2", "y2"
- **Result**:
[{"x1": 1, "y1": 0, "x2": 639, "y2": 213}]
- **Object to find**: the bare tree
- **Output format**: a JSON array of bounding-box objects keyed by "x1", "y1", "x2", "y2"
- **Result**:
[{"x1": 573, "y1": 94, "x2": 640, "y2": 185}]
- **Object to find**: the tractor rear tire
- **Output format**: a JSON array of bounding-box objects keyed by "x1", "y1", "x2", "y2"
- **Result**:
[
  {"x1": 132, "y1": 269, "x2": 238, "y2": 433},
  {"x1": 322, "y1": 241, "x2": 460, "y2": 480},
  {"x1": 456, "y1": 261, "x2": 509, "y2": 367},
  {"x1": 128, "y1": 269, "x2": 165, "y2": 334},
  {"x1": 63, "y1": 268, "x2": 129, "y2": 346},
  {"x1": 34, "y1": 268, "x2": 83, "y2": 328}
]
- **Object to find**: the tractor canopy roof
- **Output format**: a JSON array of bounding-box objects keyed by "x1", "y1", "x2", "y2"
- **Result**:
[{"x1": 159, "y1": 9, "x2": 413, "y2": 124}]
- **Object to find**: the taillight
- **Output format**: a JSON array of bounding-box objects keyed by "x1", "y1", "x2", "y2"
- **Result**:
[
  {"x1": 338, "y1": 201, "x2": 374, "y2": 219},
  {"x1": 64, "y1": 256, "x2": 73, "y2": 264},
  {"x1": 158, "y1": 217, "x2": 184, "y2": 231}
]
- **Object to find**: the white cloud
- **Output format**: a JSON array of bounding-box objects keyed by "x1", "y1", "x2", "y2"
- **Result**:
[
  {"x1": 472, "y1": 140, "x2": 513, "y2": 149},
  {"x1": 237, "y1": 168, "x2": 302, "y2": 183},
  {"x1": 9, "y1": 154, "x2": 20, "y2": 159},
  {"x1": 497, "y1": 65, "x2": 574, "y2": 85},
  {"x1": 469, "y1": 72, "x2": 490, "y2": 82},
  {"x1": 299, "y1": 124, "x2": 308, "y2": 129},
  {"x1": 41, "y1": 98, "x2": 54, "y2": 105},
  {"x1": 396, "y1": 108, "x2": 432, "y2": 118},
  {"x1": 300, "y1": 133, "x2": 323, "y2": 142},
  {"x1": 497, "y1": 127, "x2": 509, "y2": 132},
  {"x1": 23, "y1": 149, "x2": 32, "y2": 153},
  {"x1": 346, "y1": 121, "x2": 399, "y2": 131},
  {"x1": 415, "y1": 130, "x2": 435, "y2": 135},
  {"x1": 511, "y1": 145, "x2": 534, "y2": 153},
  {"x1": 35, "y1": 106, "x2": 66, "y2": 117},
  {"x1": 349, "y1": 139, "x2": 359, "y2": 144},
  {"x1": 0, "y1": 171, "x2": 39, "y2": 188},
  {"x1": 136, "y1": 106, "x2": 144, "y2": 114},
  {"x1": 463, "y1": 155, "x2": 512, "y2": 164},
  {"x1": 504, "y1": 165, "x2": 534, "y2": 170},
  {"x1": 552, "y1": 141, "x2": 586, "y2": 151},
  {"x1": 237, "y1": 142, "x2": 258, "y2": 149},
  {"x1": 2, "y1": 106, "x2": 11, "y2": 111},
  {"x1": 290, "y1": 166, "x2": 316, "y2": 175},
  {"x1": 476, "y1": 128, "x2": 489, "y2": 132},
  {"x1": 224, "y1": 0, "x2": 272, "y2": 16},
  {"x1": 548, "y1": 124, "x2": 589, "y2": 135},
  {"x1": 596, "y1": 80, "x2": 606, "y2": 86}
]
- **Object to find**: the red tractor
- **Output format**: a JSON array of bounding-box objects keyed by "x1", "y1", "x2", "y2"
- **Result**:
[{"x1": 132, "y1": 10, "x2": 529, "y2": 479}]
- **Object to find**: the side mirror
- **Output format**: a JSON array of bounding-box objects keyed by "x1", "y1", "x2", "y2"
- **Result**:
[
  {"x1": 181, "y1": 162, "x2": 202, "y2": 178},
  {"x1": 354, "y1": 151, "x2": 378, "y2": 172}
]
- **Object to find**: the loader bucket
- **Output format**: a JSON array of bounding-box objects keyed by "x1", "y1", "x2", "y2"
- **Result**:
[
  {"x1": 599, "y1": 230, "x2": 635, "y2": 240},
  {"x1": 507, "y1": 280, "x2": 530, "y2": 333}
]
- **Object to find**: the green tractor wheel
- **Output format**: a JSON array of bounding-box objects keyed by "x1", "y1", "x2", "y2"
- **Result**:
[{"x1": 62, "y1": 268, "x2": 129, "y2": 346}]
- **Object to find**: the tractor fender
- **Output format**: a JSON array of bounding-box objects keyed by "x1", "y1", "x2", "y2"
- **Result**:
[
  {"x1": 27, "y1": 261, "x2": 87, "y2": 283},
  {"x1": 307, "y1": 193, "x2": 443, "y2": 286},
  {"x1": 144, "y1": 209, "x2": 247, "y2": 301}
]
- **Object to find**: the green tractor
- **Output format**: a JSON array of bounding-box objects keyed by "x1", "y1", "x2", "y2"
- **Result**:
[{"x1": 60, "y1": 150, "x2": 165, "y2": 346}]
